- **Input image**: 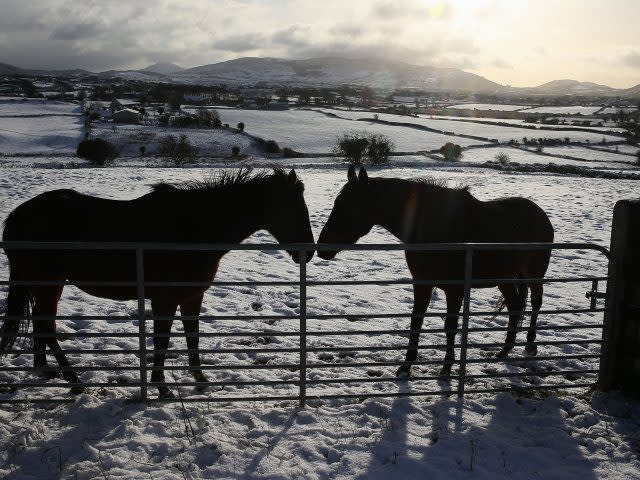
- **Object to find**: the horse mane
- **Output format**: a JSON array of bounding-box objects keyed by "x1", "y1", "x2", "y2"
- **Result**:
[
  {"x1": 151, "y1": 167, "x2": 304, "y2": 194},
  {"x1": 414, "y1": 176, "x2": 470, "y2": 193}
]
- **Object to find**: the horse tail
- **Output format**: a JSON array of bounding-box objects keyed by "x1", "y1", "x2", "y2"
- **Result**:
[
  {"x1": 0, "y1": 274, "x2": 33, "y2": 355},
  {"x1": 489, "y1": 282, "x2": 528, "y2": 323},
  {"x1": 489, "y1": 295, "x2": 506, "y2": 322}
]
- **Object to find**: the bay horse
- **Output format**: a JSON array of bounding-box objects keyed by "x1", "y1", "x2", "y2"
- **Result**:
[
  {"x1": 318, "y1": 166, "x2": 554, "y2": 377},
  {"x1": 1, "y1": 168, "x2": 314, "y2": 397}
]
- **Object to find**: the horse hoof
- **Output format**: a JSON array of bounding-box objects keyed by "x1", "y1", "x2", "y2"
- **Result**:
[
  {"x1": 158, "y1": 388, "x2": 175, "y2": 399},
  {"x1": 70, "y1": 384, "x2": 85, "y2": 395},
  {"x1": 525, "y1": 343, "x2": 538, "y2": 356},
  {"x1": 35, "y1": 369, "x2": 59, "y2": 380},
  {"x1": 396, "y1": 367, "x2": 411, "y2": 378},
  {"x1": 497, "y1": 348, "x2": 511, "y2": 359}
]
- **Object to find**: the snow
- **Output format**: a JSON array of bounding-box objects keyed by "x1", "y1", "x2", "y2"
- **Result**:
[
  {"x1": 90, "y1": 123, "x2": 260, "y2": 158},
  {"x1": 0, "y1": 116, "x2": 84, "y2": 155},
  {"x1": 0, "y1": 100, "x2": 82, "y2": 117},
  {"x1": 448, "y1": 104, "x2": 529, "y2": 111},
  {"x1": 217, "y1": 109, "x2": 489, "y2": 153},
  {"x1": 524, "y1": 106, "x2": 602, "y2": 115},
  {"x1": 0, "y1": 163, "x2": 639, "y2": 478},
  {"x1": 313, "y1": 109, "x2": 623, "y2": 142}
]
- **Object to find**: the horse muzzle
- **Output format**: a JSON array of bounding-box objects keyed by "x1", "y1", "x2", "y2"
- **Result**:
[{"x1": 290, "y1": 250, "x2": 315, "y2": 264}]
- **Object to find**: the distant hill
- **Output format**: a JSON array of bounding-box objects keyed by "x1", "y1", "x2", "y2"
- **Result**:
[
  {"x1": 521, "y1": 79, "x2": 617, "y2": 96},
  {"x1": 0, "y1": 62, "x2": 26, "y2": 75},
  {"x1": 142, "y1": 62, "x2": 184, "y2": 75},
  {"x1": 0, "y1": 57, "x2": 638, "y2": 97},
  {"x1": 175, "y1": 56, "x2": 504, "y2": 93}
]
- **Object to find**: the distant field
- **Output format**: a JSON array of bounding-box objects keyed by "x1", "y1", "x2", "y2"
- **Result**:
[
  {"x1": 0, "y1": 98, "x2": 81, "y2": 116},
  {"x1": 218, "y1": 109, "x2": 488, "y2": 152},
  {"x1": 525, "y1": 106, "x2": 602, "y2": 115},
  {"x1": 0, "y1": 115, "x2": 84, "y2": 154},
  {"x1": 448, "y1": 103, "x2": 529, "y2": 111}
]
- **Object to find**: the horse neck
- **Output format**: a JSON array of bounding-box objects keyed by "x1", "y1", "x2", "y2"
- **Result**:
[
  {"x1": 161, "y1": 185, "x2": 269, "y2": 243},
  {"x1": 370, "y1": 178, "x2": 421, "y2": 243}
]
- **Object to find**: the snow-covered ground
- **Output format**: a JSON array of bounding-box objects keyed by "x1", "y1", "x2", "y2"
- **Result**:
[
  {"x1": 524, "y1": 106, "x2": 603, "y2": 116},
  {"x1": 0, "y1": 164, "x2": 639, "y2": 479},
  {"x1": 217, "y1": 109, "x2": 488, "y2": 152},
  {"x1": 448, "y1": 104, "x2": 530, "y2": 111},
  {"x1": 91, "y1": 123, "x2": 260, "y2": 158},
  {"x1": 0, "y1": 116, "x2": 84, "y2": 155}
]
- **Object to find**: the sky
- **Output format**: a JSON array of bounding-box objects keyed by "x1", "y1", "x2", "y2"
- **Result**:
[{"x1": 0, "y1": 0, "x2": 638, "y2": 88}]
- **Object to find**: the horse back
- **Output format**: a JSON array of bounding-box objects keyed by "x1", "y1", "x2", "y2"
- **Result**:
[{"x1": 406, "y1": 195, "x2": 554, "y2": 282}]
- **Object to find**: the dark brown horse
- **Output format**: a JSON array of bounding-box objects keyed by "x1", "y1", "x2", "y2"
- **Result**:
[
  {"x1": 1, "y1": 168, "x2": 314, "y2": 396},
  {"x1": 318, "y1": 166, "x2": 554, "y2": 377}
]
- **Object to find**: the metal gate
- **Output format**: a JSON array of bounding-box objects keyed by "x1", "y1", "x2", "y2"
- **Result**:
[{"x1": 0, "y1": 241, "x2": 610, "y2": 405}]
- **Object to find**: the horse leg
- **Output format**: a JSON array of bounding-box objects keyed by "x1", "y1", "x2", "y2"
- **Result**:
[
  {"x1": 397, "y1": 285, "x2": 433, "y2": 377},
  {"x1": 180, "y1": 293, "x2": 208, "y2": 387},
  {"x1": 497, "y1": 284, "x2": 526, "y2": 359},
  {"x1": 33, "y1": 287, "x2": 84, "y2": 393},
  {"x1": 151, "y1": 300, "x2": 177, "y2": 398},
  {"x1": 440, "y1": 287, "x2": 463, "y2": 377},
  {"x1": 525, "y1": 284, "x2": 543, "y2": 356}
]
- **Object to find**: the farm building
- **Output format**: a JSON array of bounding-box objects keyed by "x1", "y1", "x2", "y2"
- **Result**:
[
  {"x1": 112, "y1": 108, "x2": 140, "y2": 124},
  {"x1": 111, "y1": 98, "x2": 141, "y2": 111}
]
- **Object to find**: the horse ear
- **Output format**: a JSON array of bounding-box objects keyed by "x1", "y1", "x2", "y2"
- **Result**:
[
  {"x1": 358, "y1": 167, "x2": 368, "y2": 184},
  {"x1": 288, "y1": 169, "x2": 297, "y2": 182},
  {"x1": 347, "y1": 164, "x2": 357, "y2": 182}
]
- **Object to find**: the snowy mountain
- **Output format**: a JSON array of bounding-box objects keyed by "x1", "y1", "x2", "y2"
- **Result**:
[
  {"x1": 173, "y1": 56, "x2": 504, "y2": 92},
  {"x1": 142, "y1": 62, "x2": 184, "y2": 75},
  {"x1": 522, "y1": 79, "x2": 617, "y2": 96},
  {"x1": 0, "y1": 57, "x2": 638, "y2": 96}
]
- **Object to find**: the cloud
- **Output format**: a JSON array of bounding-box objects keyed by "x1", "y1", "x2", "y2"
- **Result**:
[
  {"x1": 490, "y1": 58, "x2": 513, "y2": 69},
  {"x1": 213, "y1": 33, "x2": 265, "y2": 53},
  {"x1": 272, "y1": 26, "x2": 310, "y2": 49},
  {"x1": 50, "y1": 22, "x2": 106, "y2": 41},
  {"x1": 621, "y1": 51, "x2": 640, "y2": 68}
]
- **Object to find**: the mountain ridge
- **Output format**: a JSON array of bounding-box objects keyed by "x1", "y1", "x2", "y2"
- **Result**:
[{"x1": 0, "y1": 57, "x2": 638, "y2": 96}]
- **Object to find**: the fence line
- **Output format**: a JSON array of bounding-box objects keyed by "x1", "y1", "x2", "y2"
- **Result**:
[{"x1": 0, "y1": 241, "x2": 610, "y2": 405}]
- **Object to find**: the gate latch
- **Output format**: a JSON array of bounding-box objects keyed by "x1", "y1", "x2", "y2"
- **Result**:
[{"x1": 585, "y1": 280, "x2": 607, "y2": 311}]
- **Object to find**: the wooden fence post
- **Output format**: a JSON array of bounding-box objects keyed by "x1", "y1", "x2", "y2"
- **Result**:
[{"x1": 599, "y1": 200, "x2": 640, "y2": 395}]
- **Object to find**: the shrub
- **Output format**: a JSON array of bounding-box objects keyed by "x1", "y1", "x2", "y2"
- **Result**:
[
  {"x1": 237, "y1": 122, "x2": 245, "y2": 132},
  {"x1": 196, "y1": 108, "x2": 221, "y2": 128},
  {"x1": 333, "y1": 132, "x2": 370, "y2": 164},
  {"x1": 170, "y1": 115, "x2": 196, "y2": 128},
  {"x1": 139, "y1": 145, "x2": 146, "y2": 157},
  {"x1": 366, "y1": 134, "x2": 394, "y2": 164},
  {"x1": 495, "y1": 152, "x2": 510, "y2": 165},
  {"x1": 439, "y1": 142, "x2": 462, "y2": 161},
  {"x1": 76, "y1": 138, "x2": 118, "y2": 166},
  {"x1": 256, "y1": 138, "x2": 280, "y2": 154},
  {"x1": 231, "y1": 145, "x2": 240, "y2": 157},
  {"x1": 88, "y1": 111, "x2": 101, "y2": 121},
  {"x1": 158, "y1": 113, "x2": 170, "y2": 127},
  {"x1": 158, "y1": 134, "x2": 198, "y2": 165},
  {"x1": 283, "y1": 147, "x2": 300, "y2": 158}
]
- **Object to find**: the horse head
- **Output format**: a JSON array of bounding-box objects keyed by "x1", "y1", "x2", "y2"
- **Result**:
[
  {"x1": 264, "y1": 169, "x2": 315, "y2": 263},
  {"x1": 318, "y1": 165, "x2": 374, "y2": 260}
]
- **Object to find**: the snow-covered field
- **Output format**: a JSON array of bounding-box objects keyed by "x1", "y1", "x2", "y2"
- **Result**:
[
  {"x1": 0, "y1": 99, "x2": 82, "y2": 117},
  {"x1": 448, "y1": 104, "x2": 529, "y2": 111},
  {"x1": 0, "y1": 116, "x2": 84, "y2": 155},
  {"x1": 91, "y1": 123, "x2": 260, "y2": 158},
  {"x1": 217, "y1": 109, "x2": 488, "y2": 152},
  {"x1": 0, "y1": 163, "x2": 639, "y2": 479},
  {"x1": 524, "y1": 106, "x2": 603, "y2": 115}
]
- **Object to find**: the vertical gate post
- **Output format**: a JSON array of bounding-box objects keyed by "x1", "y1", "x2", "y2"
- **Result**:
[
  {"x1": 136, "y1": 248, "x2": 148, "y2": 401},
  {"x1": 299, "y1": 250, "x2": 307, "y2": 407},
  {"x1": 599, "y1": 200, "x2": 640, "y2": 395},
  {"x1": 457, "y1": 247, "x2": 473, "y2": 397}
]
